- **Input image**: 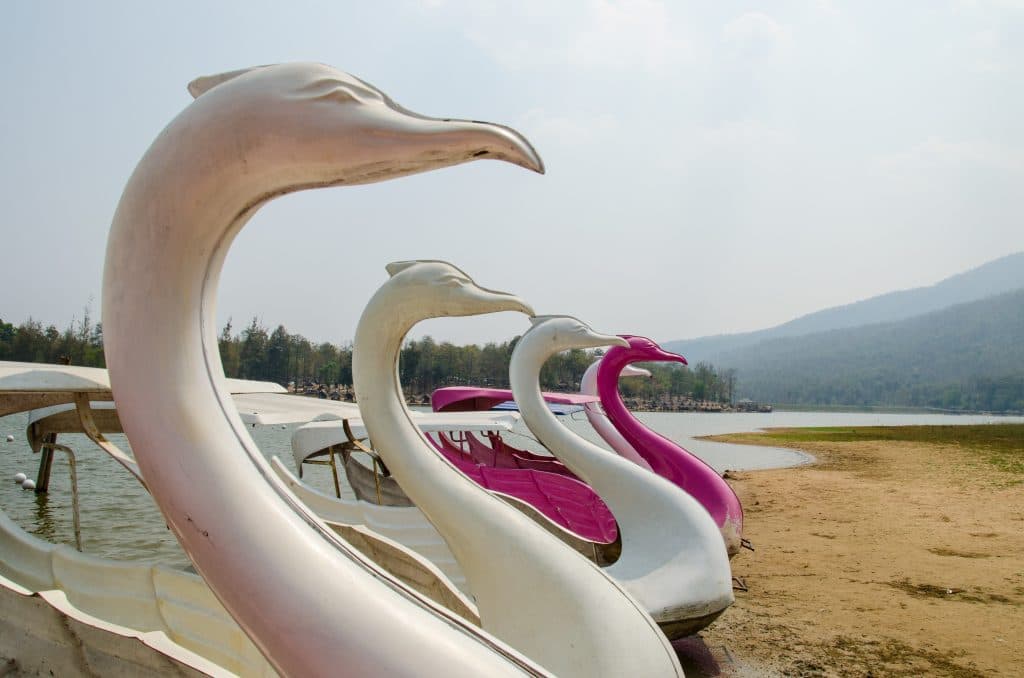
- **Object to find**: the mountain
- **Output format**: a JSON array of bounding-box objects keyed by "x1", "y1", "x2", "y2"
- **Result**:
[
  {"x1": 710, "y1": 288, "x2": 1024, "y2": 412},
  {"x1": 665, "y1": 251, "x2": 1024, "y2": 364}
]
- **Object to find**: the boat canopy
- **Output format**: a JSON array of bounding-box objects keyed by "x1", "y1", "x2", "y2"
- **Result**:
[
  {"x1": 431, "y1": 386, "x2": 598, "y2": 414},
  {"x1": 0, "y1": 362, "x2": 114, "y2": 417},
  {"x1": 232, "y1": 392, "x2": 359, "y2": 425},
  {"x1": 0, "y1": 361, "x2": 284, "y2": 418},
  {"x1": 291, "y1": 411, "x2": 521, "y2": 468},
  {"x1": 1, "y1": 362, "x2": 363, "y2": 479},
  {"x1": 25, "y1": 393, "x2": 365, "y2": 444}
]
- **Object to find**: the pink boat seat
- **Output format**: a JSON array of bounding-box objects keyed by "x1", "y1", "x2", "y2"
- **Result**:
[
  {"x1": 457, "y1": 431, "x2": 574, "y2": 477},
  {"x1": 428, "y1": 433, "x2": 618, "y2": 544}
]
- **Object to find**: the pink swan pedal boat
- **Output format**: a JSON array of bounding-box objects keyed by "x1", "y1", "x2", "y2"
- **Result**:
[
  {"x1": 289, "y1": 405, "x2": 622, "y2": 563},
  {"x1": 593, "y1": 336, "x2": 745, "y2": 556},
  {"x1": 433, "y1": 336, "x2": 746, "y2": 557}
]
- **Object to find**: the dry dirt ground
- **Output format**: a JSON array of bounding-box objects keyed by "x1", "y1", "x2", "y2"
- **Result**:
[{"x1": 692, "y1": 431, "x2": 1023, "y2": 677}]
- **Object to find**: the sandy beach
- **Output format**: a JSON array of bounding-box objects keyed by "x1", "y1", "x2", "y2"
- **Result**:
[{"x1": 694, "y1": 426, "x2": 1023, "y2": 677}]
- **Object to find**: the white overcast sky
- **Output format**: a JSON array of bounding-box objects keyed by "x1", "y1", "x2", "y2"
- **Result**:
[{"x1": 1, "y1": 1, "x2": 1021, "y2": 347}]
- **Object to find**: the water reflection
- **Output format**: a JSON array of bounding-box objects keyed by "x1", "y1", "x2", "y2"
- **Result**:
[{"x1": 31, "y1": 491, "x2": 57, "y2": 542}]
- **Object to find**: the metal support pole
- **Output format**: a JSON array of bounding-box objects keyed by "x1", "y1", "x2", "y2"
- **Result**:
[
  {"x1": 343, "y1": 419, "x2": 388, "y2": 505},
  {"x1": 39, "y1": 442, "x2": 82, "y2": 552},
  {"x1": 72, "y1": 392, "x2": 146, "y2": 489},
  {"x1": 34, "y1": 432, "x2": 57, "y2": 494},
  {"x1": 327, "y1": 445, "x2": 341, "y2": 499}
]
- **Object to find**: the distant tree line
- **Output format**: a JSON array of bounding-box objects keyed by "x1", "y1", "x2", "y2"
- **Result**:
[
  {"x1": 218, "y1": 318, "x2": 735, "y2": 402},
  {"x1": 0, "y1": 311, "x2": 105, "y2": 367},
  {"x1": 6, "y1": 303, "x2": 1021, "y2": 412},
  {"x1": 0, "y1": 314, "x2": 736, "y2": 404},
  {"x1": 740, "y1": 370, "x2": 1024, "y2": 414}
]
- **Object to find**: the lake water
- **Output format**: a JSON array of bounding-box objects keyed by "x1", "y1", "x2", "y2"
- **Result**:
[{"x1": 1, "y1": 408, "x2": 1021, "y2": 568}]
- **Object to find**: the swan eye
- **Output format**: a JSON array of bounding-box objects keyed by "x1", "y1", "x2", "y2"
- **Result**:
[
  {"x1": 315, "y1": 86, "x2": 360, "y2": 104},
  {"x1": 437, "y1": 274, "x2": 469, "y2": 287},
  {"x1": 298, "y1": 78, "x2": 382, "y2": 105}
]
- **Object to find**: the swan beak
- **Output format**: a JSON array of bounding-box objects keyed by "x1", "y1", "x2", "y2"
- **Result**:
[
  {"x1": 583, "y1": 331, "x2": 631, "y2": 351},
  {"x1": 473, "y1": 288, "x2": 536, "y2": 316},
  {"x1": 656, "y1": 349, "x2": 689, "y2": 366},
  {"x1": 392, "y1": 116, "x2": 545, "y2": 175},
  {"x1": 448, "y1": 119, "x2": 545, "y2": 175}
]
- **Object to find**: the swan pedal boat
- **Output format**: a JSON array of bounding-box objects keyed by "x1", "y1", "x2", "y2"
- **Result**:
[
  {"x1": 285, "y1": 321, "x2": 734, "y2": 639},
  {"x1": 5, "y1": 361, "x2": 656, "y2": 634},
  {"x1": 283, "y1": 392, "x2": 624, "y2": 584},
  {"x1": 74, "y1": 60, "x2": 686, "y2": 675},
  {"x1": 588, "y1": 337, "x2": 746, "y2": 557},
  {"x1": 0, "y1": 362, "x2": 277, "y2": 676},
  {"x1": 429, "y1": 381, "x2": 648, "y2": 476},
  {"x1": 1, "y1": 361, "x2": 509, "y2": 673},
  {"x1": 432, "y1": 336, "x2": 748, "y2": 560}
]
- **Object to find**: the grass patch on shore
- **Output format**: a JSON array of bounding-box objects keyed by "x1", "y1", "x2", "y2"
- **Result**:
[
  {"x1": 824, "y1": 634, "x2": 984, "y2": 678},
  {"x1": 886, "y1": 579, "x2": 1019, "y2": 606},
  {"x1": 738, "y1": 424, "x2": 1024, "y2": 479}
]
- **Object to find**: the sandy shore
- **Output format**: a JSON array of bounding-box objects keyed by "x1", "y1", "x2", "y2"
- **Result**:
[{"x1": 693, "y1": 429, "x2": 1023, "y2": 677}]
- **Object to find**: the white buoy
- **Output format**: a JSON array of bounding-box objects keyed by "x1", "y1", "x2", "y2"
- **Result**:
[
  {"x1": 21, "y1": 478, "x2": 36, "y2": 490},
  {"x1": 5, "y1": 434, "x2": 13, "y2": 442},
  {"x1": 13, "y1": 472, "x2": 27, "y2": 484}
]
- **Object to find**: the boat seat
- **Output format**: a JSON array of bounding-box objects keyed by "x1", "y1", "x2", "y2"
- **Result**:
[
  {"x1": 429, "y1": 434, "x2": 618, "y2": 544},
  {"x1": 483, "y1": 432, "x2": 576, "y2": 477}
]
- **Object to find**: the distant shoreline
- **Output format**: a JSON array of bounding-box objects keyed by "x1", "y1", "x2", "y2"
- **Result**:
[
  {"x1": 288, "y1": 389, "x2": 1024, "y2": 417},
  {"x1": 289, "y1": 389, "x2": 761, "y2": 414},
  {"x1": 772, "y1": 403, "x2": 1024, "y2": 416}
]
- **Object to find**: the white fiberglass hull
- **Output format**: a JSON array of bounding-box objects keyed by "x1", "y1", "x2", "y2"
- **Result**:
[
  {"x1": 0, "y1": 511, "x2": 274, "y2": 677},
  {"x1": 271, "y1": 456, "x2": 469, "y2": 594}
]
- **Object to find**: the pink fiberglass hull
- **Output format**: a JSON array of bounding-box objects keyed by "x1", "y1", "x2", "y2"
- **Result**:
[
  {"x1": 431, "y1": 386, "x2": 598, "y2": 413},
  {"x1": 432, "y1": 387, "x2": 588, "y2": 476},
  {"x1": 596, "y1": 336, "x2": 744, "y2": 555},
  {"x1": 428, "y1": 433, "x2": 618, "y2": 544},
  {"x1": 464, "y1": 431, "x2": 575, "y2": 476}
]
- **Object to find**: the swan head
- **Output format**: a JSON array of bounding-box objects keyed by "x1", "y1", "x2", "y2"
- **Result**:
[
  {"x1": 612, "y1": 335, "x2": 688, "y2": 366},
  {"x1": 183, "y1": 63, "x2": 544, "y2": 187},
  {"x1": 383, "y1": 260, "x2": 535, "y2": 317},
  {"x1": 525, "y1": 315, "x2": 631, "y2": 353}
]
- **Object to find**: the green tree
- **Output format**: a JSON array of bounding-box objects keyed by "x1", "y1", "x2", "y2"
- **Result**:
[
  {"x1": 219, "y1": 319, "x2": 241, "y2": 376},
  {"x1": 239, "y1": 317, "x2": 268, "y2": 380},
  {"x1": 266, "y1": 325, "x2": 291, "y2": 384}
]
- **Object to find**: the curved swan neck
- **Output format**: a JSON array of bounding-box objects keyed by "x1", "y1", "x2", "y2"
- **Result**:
[
  {"x1": 596, "y1": 344, "x2": 744, "y2": 547},
  {"x1": 103, "y1": 64, "x2": 556, "y2": 677},
  {"x1": 510, "y1": 319, "x2": 736, "y2": 557},
  {"x1": 353, "y1": 273, "x2": 682, "y2": 678},
  {"x1": 580, "y1": 360, "x2": 651, "y2": 470},
  {"x1": 595, "y1": 349, "x2": 687, "y2": 484},
  {"x1": 510, "y1": 341, "x2": 623, "y2": 483},
  {"x1": 352, "y1": 294, "x2": 469, "y2": 508}
]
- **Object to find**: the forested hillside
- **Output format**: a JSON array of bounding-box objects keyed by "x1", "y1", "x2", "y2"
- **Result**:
[
  {"x1": 667, "y1": 251, "x2": 1024, "y2": 364},
  {"x1": 721, "y1": 289, "x2": 1024, "y2": 412}
]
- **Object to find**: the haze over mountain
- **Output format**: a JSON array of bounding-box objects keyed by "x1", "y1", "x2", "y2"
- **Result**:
[
  {"x1": 665, "y1": 252, "x2": 1024, "y2": 365},
  {"x1": 662, "y1": 253, "x2": 1024, "y2": 412},
  {"x1": 722, "y1": 289, "x2": 1024, "y2": 411}
]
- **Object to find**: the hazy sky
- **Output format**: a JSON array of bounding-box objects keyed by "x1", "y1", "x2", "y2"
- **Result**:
[{"x1": 2, "y1": 1, "x2": 1021, "y2": 347}]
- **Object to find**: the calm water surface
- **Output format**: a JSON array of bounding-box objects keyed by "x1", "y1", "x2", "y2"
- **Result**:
[{"x1": 1, "y1": 408, "x2": 1020, "y2": 567}]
